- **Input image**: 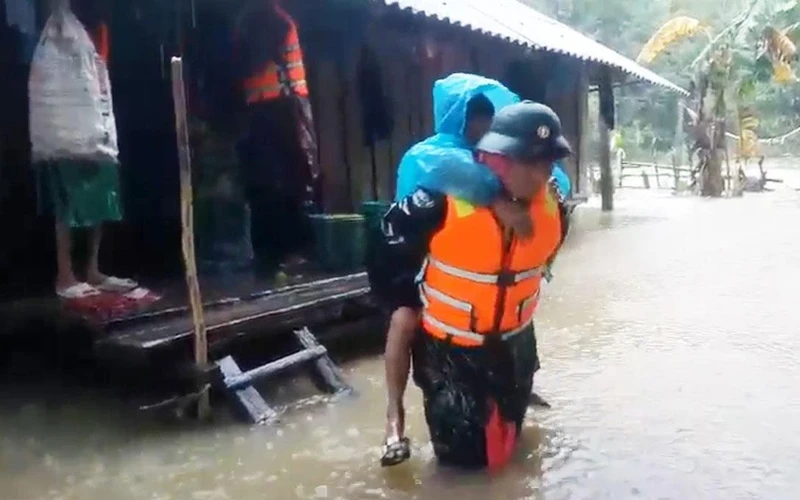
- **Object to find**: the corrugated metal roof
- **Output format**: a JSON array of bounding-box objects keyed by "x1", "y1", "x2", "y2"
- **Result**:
[{"x1": 378, "y1": 0, "x2": 689, "y2": 95}]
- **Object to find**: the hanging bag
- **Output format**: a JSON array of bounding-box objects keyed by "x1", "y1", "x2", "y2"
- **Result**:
[{"x1": 29, "y1": 9, "x2": 119, "y2": 163}]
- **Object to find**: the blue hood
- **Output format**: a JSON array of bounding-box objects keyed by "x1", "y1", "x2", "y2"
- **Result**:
[
  {"x1": 552, "y1": 161, "x2": 572, "y2": 198},
  {"x1": 433, "y1": 72, "x2": 520, "y2": 139},
  {"x1": 395, "y1": 73, "x2": 519, "y2": 202}
]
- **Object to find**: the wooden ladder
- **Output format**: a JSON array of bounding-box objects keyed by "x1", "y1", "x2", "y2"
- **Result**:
[{"x1": 216, "y1": 327, "x2": 353, "y2": 424}]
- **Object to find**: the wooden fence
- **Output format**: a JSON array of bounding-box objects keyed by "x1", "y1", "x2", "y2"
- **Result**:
[{"x1": 616, "y1": 160, "x2": 693, "y2": 191}]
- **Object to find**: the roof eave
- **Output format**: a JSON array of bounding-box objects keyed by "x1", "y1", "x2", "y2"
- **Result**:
[{"x1": 372, "y1": 0, "x2": 688, "y2": 96}]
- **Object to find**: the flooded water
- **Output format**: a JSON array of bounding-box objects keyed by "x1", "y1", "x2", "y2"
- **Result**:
[{"x1": 4, "y1": 163, "x2": 800, "y2": 500}]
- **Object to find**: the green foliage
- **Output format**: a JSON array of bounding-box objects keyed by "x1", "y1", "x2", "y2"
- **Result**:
[{"x1": 524, "y1": 0, "x2": 800, "y2": 153}]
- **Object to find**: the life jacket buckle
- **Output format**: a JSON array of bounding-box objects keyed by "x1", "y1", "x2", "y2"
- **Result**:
[{"x1": 496, "y1": 271, "x2": 516, "y2": 287}]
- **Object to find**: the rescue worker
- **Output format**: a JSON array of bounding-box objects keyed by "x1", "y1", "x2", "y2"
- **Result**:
[
  {"x1": 235, "y1": 0, "x2": 318, "y2": 270},
  {"x1": 368, "y1": 101, "x2": 572, "y2": 469},
  {"x1": 371, "y1": 73, "x2": 535, "y2": 466}
]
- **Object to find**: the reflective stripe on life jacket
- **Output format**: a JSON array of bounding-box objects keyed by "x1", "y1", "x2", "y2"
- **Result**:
[
  {"x1": 243, "y1": 4, "x2": 308, "y2": 104},
  {"x1": 419, "y1": 191, "x2": 562, "y2": 347}
]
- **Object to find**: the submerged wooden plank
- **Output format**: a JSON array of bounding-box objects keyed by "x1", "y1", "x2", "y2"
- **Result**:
[
  {"x1": 223, "y1": 345, "x2": 327, "y2": 391},
  {"x1": 99, "y1": 272, "x2": 370, "y2": 353},
  {"x1": 295, "y1": 327, "x2": 352, "y2": 395},
  {"x1": 216, "y1": 326, "x2": 353, "y2": 424},
  {"x1": 217, "y1": 355, "x2": 278, "y2": 424}
]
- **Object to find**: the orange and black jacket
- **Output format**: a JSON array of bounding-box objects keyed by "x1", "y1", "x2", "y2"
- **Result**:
[{"x1": 366, "y1": 182, "x2": 570, "y2": 320}]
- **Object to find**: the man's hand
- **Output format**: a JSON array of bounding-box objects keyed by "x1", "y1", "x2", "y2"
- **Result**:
[
  {"x1": 491, "y1": 198, "x2": 532, "y2": 239},
  {"x1": 548, "y1": 176, "x2": 566, "y2": 204},
  {"x1": 543, "y1": 265, "x2": 554, "y2": 283}
]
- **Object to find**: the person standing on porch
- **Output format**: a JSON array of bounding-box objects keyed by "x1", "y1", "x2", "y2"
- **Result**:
[
  {"x1": 33, "y1": 0, "x2": 140, "y2": 302},
  {"x1": 234, "y1": 0, "x2": 319, "y2": 272}
]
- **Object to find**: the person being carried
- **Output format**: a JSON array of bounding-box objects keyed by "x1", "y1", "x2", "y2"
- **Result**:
[
  {"x1": 368, "y1": 101, "x2": 572, "y2": 470},
  {"x1": 367, "y1": 73, "x2": 532, "y2": 467}
]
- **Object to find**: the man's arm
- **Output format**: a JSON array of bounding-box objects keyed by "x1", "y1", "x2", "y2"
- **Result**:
[
  {"x1": 414, "y1": 151, "x2": 535, "y2": 238},
  {"x1": 415, "y1": 149, "x2": 501, "y2": 206},
  {"x1": 365, "y1": 189, "x2": 447, "y2": 309}
]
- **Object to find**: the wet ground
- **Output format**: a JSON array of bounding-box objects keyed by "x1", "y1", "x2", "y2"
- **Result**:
[{"x1": 3, "y1": 165, "x2": 800, "y2": 500}]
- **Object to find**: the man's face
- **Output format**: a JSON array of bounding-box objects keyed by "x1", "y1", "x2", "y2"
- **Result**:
[
  {"x1": 464, "y1": 114, "x2": 492, "y2": 145},
  {"x1": 503, "y1": 159, "x2": 552, "y2": 200}
]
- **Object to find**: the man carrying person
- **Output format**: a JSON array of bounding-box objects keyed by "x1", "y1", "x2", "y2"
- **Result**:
[
  {"x1": 368, "y1": 100, "x2": 572, "y2": 468},
  {"x1": 368, "y1": 73, "x2": 538, "y2": 466}
]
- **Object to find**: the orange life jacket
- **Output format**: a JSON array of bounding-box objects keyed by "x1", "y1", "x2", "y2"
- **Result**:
[
  {"x1": 92, "y1": 23, "x2": 110, "y2": 63},
  {"x1": 419, "y1": 189, "x2": 562, "y2": 347},
  {"x1": 242, "y1": 4, "x2": 308, "y2": 104}
]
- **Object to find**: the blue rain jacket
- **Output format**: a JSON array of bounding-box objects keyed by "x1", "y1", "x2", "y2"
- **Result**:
[
  {"x1": 394, "y1": 73, "x2": 520, "y2": 204},
  {"x1": 552, "y1": 160, "x2": 572, "y2": 198}
]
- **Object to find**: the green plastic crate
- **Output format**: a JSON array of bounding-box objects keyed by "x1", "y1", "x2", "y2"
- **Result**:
[
  {"x1": 360, "y1": 200, "x2": 391, "y2": 244},
  {"x1": 361, "y1": 200, "x2": 392, "y2": 212},
  {"x1": 308, "y1": 213, "x2": 366, "y2": 272},
  {"x1": 361, "y1": 201, "x2": 391, "y2": 257}
]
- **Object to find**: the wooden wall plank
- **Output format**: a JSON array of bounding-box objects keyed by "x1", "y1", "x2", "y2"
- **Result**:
[
  {"x1": 305, "y1": 8, "x2": 593, "y2": 208},
  {"x1": 385, "y1": 50, "x2": 413, "y2": 198},
  {"x1": 365, "y1": 27, "x2": 395, "y2": 202},
  {"x1": 340, "y1": 52, "x2": 369, "y2": 209},
  {"x1": 307, "y1": 56, "x2": 349, "y2": 212}
]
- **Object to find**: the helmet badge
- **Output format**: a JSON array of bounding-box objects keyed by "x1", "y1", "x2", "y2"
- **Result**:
[{"x1": 537, "y1": 125, "x2": 550, "y2": 139}]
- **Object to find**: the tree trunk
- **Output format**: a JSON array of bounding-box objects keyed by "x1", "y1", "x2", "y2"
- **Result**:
[
  {"x1": 701, "y1": 108, "x2": 726, "y2": 197},
  {"x1": 702, "y1": 147, "x2": 725, "y2": 196}
]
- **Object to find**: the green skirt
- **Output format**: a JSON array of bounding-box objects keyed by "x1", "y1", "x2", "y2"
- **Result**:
[{"x1": 36, "y1": 159, "x2": 123, "y2": 228}]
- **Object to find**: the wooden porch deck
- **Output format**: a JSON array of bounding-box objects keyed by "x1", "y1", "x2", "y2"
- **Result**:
[
  {"x1": 0, "y1": 270, "x2": 373, "y2": 364},
  {"x1": 95, "y1": 272, "x2": 372, "y2": 358}
]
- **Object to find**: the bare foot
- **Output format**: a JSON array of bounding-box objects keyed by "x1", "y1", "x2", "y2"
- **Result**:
[
  {"x1": 86, "y1": 270, "x2": 109, "y2": 286},
  {"x1": 382, "y1": 402, "x2": 410, "y2": 466}
]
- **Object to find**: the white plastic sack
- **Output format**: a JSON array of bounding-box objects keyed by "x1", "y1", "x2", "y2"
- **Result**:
[{"x1": 28, "y1": 9, "x2": 119, "y2": 163}]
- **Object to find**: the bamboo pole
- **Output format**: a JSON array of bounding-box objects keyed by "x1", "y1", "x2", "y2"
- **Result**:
[{"x1": 170, "y1": 56, "x2": 211, "y2": 420}]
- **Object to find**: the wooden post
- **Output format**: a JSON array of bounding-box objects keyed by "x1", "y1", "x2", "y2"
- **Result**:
[
  {"x1": 170, "y1": 57, "x2": 211, "y2": 420},
  {"x1": 598, "y1": 67, "x2": 614, "y2": 211},
  {"x1": 654, "y1": 162, "x2": 661, "y2": 188},
  {"x1": 673, "y1": 98, "x2": 685, "y2": 167},
  {"x1": 576, "y1": 65, "x2": 589, "y2": 195},
  {"x1": 598, "y1": 110, "x2": 613, "y2": 209},
  {"x1": 672, "y1": 154, "x2": 680, "y2": 192}
]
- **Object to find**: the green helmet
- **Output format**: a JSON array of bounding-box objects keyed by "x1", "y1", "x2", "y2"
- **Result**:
[{"x1": 476, "y1": 101, "x2": 572, "y2": 163}]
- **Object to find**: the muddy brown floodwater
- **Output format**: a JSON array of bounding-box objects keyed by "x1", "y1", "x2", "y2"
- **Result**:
[{"x1": 4, "y1": 165, "x2": 800, "y2": 500}]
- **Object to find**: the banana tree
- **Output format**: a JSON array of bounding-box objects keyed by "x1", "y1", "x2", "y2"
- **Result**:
[{"x1": 636, "y1": 0, "x2": 800, "y2": 197}]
